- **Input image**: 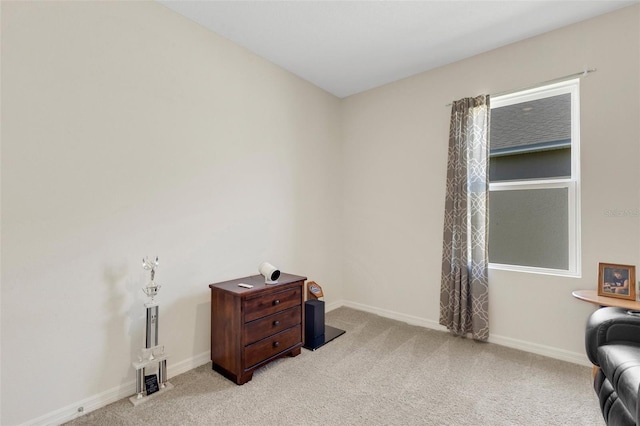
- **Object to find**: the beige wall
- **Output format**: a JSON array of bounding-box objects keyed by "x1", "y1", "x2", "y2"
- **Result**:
[
  {"x1": 342, "y1": 4, "x2": 639, "y2": 360},
  {"x1": 2, "y1": 1, "x2": 639, "y2": 424},
  {"x1": 1, "y1": 1, "x2": 342, "y2": 424}
]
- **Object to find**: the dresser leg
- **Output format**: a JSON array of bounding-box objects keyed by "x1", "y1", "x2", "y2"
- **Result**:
[
  {"x1": 213, "y1": 363, "x2": 253, "y2": 385},
  {"x1": 236, "y1": 372, "x2": 253, "y2": 385},
  {"x1": 289, "y1": 347, "x2": 301, "y2": 357}
]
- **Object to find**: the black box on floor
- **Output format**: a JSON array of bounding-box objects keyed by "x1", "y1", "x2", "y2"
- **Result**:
[{"x1": 305, "y1": 300, "x2": 325, "y2": 347}]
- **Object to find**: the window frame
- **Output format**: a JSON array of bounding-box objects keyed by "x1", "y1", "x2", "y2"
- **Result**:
[{"x1": 488, "y1": 79, "x2": 581, "y2": 277}]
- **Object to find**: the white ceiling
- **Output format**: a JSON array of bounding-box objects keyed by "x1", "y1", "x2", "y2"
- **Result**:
[{"x1": 158, "y1": 0, "x2": 638, "y2": 98}]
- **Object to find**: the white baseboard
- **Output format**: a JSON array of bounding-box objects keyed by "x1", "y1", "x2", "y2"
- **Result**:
[
  {"x1": 335, "y1": 300, "x2": 447, "y2": 331},
  {"x1": 167, "y1": 351, "x2": 210, "y2": 377},
  {"x1": 25, "y1": 301, "x2": 590, "y2": 425},
  {"x1": 329, "y1": 300, "x2": 591, "y2": 367},
  {"x1": 487, "y1": 334, "x2": 591, "y2": 366},
  {"x1": 25, "y1": 381, "x2": 134, "y2": 426},
  {"x1": 23, "y1": 351, "x2": 210, "y2": 426}
]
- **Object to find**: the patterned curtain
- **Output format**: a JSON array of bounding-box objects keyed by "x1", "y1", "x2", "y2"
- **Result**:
[{"x1": 440, "y1": 95, "x2": 490, "y2": 341}]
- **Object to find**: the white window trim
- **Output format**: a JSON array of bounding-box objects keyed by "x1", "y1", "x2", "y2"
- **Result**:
[{"x1": 488, "y1": 79, "x2": 581, "y2": 277}]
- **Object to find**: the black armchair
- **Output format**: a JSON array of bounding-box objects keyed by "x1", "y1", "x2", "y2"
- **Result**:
[{"x1": 586, "y1": 307, "x2": 640, "y2": 426}]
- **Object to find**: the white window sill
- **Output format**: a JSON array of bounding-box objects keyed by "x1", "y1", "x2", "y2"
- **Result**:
[{"x1": 489, "y1": 262, "x2": 581, "y2": 278}]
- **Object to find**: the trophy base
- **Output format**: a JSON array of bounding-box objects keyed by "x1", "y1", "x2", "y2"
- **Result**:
[{"x1": 129, "y1": 381, "x2": 173, "y2": 406}]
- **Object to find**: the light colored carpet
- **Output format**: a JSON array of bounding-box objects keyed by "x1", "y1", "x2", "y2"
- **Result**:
[{"x1": 66, "y1": 307, "x2": 603, "y2": 425}]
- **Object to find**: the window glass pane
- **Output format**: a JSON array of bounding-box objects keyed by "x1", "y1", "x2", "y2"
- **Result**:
[
  {"x1": 490, "y1": 148, "x2": 571, "y2": 181},
  {"x1": 490, "y1": 93, "x2": 571, "y2": 182},
  {"x1": 489, "y1": 188, "x2": 568, "y2": 270}
]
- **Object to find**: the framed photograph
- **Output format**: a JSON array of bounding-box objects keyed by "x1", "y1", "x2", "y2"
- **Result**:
[{"x1": 598, "y1": 263, "x2": 636, "y2": 300}]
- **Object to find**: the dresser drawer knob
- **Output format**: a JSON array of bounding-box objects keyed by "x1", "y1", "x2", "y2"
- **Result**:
[
  {"x1": 273, "y1": 300, "x2": 280, "y2": 306},
  {"x1": 273, "y1": 320, "x2": 280, "y2": 326},
  {"x1": 273, "y1": 341, "x2": 280, "y2": 348}
]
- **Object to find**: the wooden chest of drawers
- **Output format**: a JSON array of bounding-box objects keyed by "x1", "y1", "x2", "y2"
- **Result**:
[{"x1": 209, "y1": 273, "x2": 306, "y2": 385}]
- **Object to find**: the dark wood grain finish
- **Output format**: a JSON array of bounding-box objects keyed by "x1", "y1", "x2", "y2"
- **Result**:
[
  {"x1": 243, "y1": 287, "x2": 301, "y2": 322},
  {"x1": 243, "y1": 306, "x2": 301, "y2": 345},
  {"x1": 210, "y1": 273, "x2": 306, "y2": 385},
  {"x1": 210, "y1": 287, "x2": 241, "y2": 375},
  {"x1": 244, "y1": 325, "x2": 302, "y2": 368}
]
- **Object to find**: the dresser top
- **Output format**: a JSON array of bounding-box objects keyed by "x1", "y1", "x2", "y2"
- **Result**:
[{"x1": 209, "y1": 273, "x2": 307, "y2": 295}]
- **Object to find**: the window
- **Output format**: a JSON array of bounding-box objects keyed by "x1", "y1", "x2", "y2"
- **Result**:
[{"x1": 488, "y1": 79, "x2": 580, "y2": 276}]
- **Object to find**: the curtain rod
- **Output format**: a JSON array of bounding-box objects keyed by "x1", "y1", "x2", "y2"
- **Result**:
[{"x1": 445, "y1": 68, "x2": 597, "y2": 107}]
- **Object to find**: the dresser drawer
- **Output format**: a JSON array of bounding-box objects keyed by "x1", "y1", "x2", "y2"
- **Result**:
[
  {"x1": 243, "y1": 287, "x2": 301, "y2": 322},
  {"x1": 243, "y1": 306, "x2": 301, "y2": 346},
  {"x1": 244, "y1": 325, "x2": 302, "y2": 369}
]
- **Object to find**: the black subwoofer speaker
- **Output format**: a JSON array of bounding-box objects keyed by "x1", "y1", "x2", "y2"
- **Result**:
[{"x1": 305, "y1": 300, "x2": 325, "y2": 348}]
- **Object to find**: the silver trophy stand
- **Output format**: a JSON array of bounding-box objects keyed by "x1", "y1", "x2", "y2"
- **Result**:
[{"x1": 129, "y1": 257, "x2": 173, "y2": 406}]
